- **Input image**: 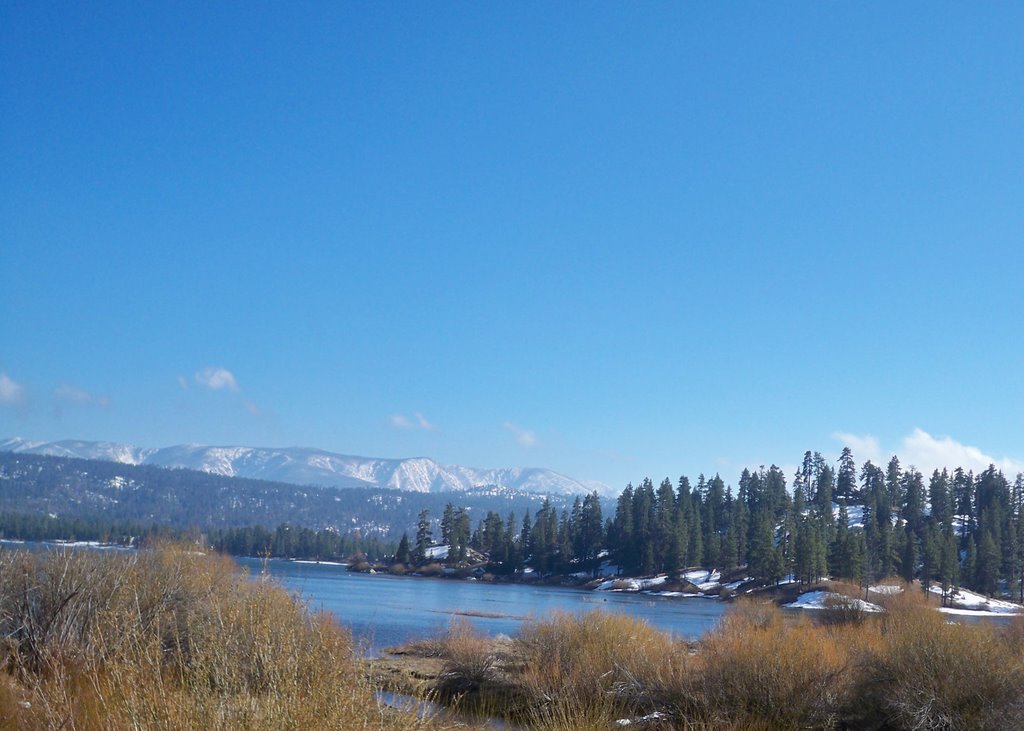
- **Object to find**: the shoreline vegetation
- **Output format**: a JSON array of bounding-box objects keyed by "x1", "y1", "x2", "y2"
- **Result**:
[
  {"x1": 2, "y1": 544, "x2": 1023, "y2": 729},
  {"x1": 370, "y1": 591, "x2": 1024, "y2": 730}
]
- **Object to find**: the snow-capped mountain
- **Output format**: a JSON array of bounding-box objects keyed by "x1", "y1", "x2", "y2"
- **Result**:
[{"x1": 0, "y1": 438, "x2": 612, "y2": 497}]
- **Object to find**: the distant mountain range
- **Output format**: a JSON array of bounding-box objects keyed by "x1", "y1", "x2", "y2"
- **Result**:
[{"x1": 0, "y1": 438, "x2": 612, "y2": 497}]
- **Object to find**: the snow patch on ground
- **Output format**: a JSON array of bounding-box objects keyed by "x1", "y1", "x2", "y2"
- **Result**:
[
  {"x1": 938, "y1": 606, "x2": 1021, "y2": 617},
  {"x1": 868, "y1": 584, "x2": 904, "y2": 595},
  {"x1": 423, "y1": 545, "x2": 450, "y2": 560},
  {"x1": 683, "y1": 569, "x2": 720, "y2": 584},
  {"x1": 832, "y1": 502, "x2": 866, "y2": 529},
  {"x1": 928, "y1": 586, "x2": 1021, "y2": 614},
  {"x1": 595, "y1": 575, "x2": 669, "y2": 592},
  {"x1": 785, "y1": 591, "x2": 882, "y2": 613},
  {"x1": 616, "y1": 711, "x2": 668, "y2": 726}
]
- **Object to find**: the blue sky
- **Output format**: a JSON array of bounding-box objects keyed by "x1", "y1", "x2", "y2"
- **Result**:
[{"x1": 3, "y1": 3, "x2": 1023, "y2": 489}]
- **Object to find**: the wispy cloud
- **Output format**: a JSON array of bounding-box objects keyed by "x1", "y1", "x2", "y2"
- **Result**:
[
  {"x1": 0, "y1": 373, "x2": 26, "y2": 406},
  {"x1": 390, "y1": 412, "x2": 437, "y2": 431},
  {"x1": 415, "y1": 412, "x2": 436, "y2": 431},
  {"x1": 504, "y1": 421, "x2": 538, "y2": 448},
  {"x1": 53, "y1": 384, "x2": 111, "y2": 409},
  {"x1": 242, "y1": 400, "x2": 261, "y2": 417},
  {"x1": 194, "y1": 366, "x2": 239, "y2": 391},
  {"x1": 832, "y1": 428, "x2": 1024, "y2": 475},
  {"x1": 177, "y1": 374, "x2": 189, "y2": 390}
]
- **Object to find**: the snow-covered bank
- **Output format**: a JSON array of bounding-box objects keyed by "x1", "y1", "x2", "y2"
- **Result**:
[
  {"x1": 929, "y1": 586, "x2": 1021, "y2": 615},
  {"x1": 593, "y1": 569, "x2": 733, "y2": 598},
  {"x1": 786, "y1": 585, "x2": 1022, "y2": 618},
  {"x1": 785, "y1": 591, "x2": 882, "y2": 613}
]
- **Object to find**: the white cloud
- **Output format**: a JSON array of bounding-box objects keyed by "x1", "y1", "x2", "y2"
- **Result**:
[
  {"x1": 53, "y1": 384, "x2": 111, "y2": 409},
  {"x1": 831, "y1": 431, "x2": 882, "y2": 466},
  {"x1": 194, "y1": 366, "x2": 239, "y2": 391},
  {"x1": 832, "y1": 428, "x2": 1024, "y2": 475},
  {"x1": 242, "y1": 400, "x2": 261, "y2": 417},
  {"x1": 390, "y1": 412, "x2": 437, "y2": 431},
  {"x1": 177, "y1": 375, "x2": 189, "y2": 390},
  {"x1": 504, "y1": 421, "x2": 538, "y2": 448},
  {"x1": 901, "y1": 428, "x2": 1024, "y2": 475},
  {"x1": 0, "y1": 373, "x2": 26, "y2": 405}
]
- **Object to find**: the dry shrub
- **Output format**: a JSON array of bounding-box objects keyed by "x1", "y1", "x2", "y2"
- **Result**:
[
  {"x1": 0, "y1": 544, "x2": 426, "y2": 730},
  {"x1": 848, "y1": 596, "x2": 1024, "y2": 730},
  {"x1": 1003, "y1": 613, "x2": 1024, "y2": 654},
  {"x1": 436, "y1": 619, "x2": 498, "y2": 695},
  {"x1": 683, "y1": 601, "x2": 851, "y2": 728},
  {"x1": 516, "y1": 610, "x2": 685, "y2": 726},
  {"x1": 819, "y1": 593, "x2": 870, "y2": 627}
]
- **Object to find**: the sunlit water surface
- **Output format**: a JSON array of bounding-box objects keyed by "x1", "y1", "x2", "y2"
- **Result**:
[{"x1": 235, "y1": 558, "x2": 728, "y2": 653}]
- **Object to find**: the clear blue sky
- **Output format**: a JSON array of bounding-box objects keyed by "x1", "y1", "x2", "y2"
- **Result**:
[{"x1": 3, "y1": 3, "x2": 1023, "y2": 489}]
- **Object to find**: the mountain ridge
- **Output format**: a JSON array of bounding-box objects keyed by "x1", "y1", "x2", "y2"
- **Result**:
[{"x1": 0, "y1": 437, "x2": 612, "y2": 497}]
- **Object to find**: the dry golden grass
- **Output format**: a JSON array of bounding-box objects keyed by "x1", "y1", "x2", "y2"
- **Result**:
[
  {"x1": 427, "y1": 596, "x2": 1024, "y2": 731},
  {"x1": 0, "y1": 544, "x2": 441, "y2": 730}
]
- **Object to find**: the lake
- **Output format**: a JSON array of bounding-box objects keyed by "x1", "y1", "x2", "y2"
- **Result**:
[{"x1": 236, "y1": 558, "x2": 728, "y2": 653}]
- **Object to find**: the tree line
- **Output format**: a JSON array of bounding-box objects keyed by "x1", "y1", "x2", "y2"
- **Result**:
[
  {"x1": 399, "y1": 449, "x2": 1024, "y2": 601},
  {"x1": 0, "y1": 510, "x2": 396, "y2": 563}
]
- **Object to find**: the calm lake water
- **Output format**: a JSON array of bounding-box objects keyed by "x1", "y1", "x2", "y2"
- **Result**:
[{"x1": 236, "y1": 558, "x2": 728, "y2": 653}]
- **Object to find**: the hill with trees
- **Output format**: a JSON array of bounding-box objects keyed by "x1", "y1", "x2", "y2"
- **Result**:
[{"x1": 405, "y1": 448, "x2": 1024, "y2": 602}]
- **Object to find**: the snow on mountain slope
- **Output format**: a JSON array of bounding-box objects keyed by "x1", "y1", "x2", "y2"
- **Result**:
[
  {"x1": 0, "y1": 438, "x2": 611, "y2": 496},
  {"x1": 0, "y1": 438, "x2": 150, "y2": 465}
]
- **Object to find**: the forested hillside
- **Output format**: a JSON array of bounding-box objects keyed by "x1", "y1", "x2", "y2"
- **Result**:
[
  {"x1": 447, "y1": 448, "x2": 1023, "y2": 600},
  {"x1": 0, "y1": 452, "x2": 562, "y2": 539}
]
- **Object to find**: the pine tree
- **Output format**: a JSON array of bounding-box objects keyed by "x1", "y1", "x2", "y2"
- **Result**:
[
  {"x1": 886, "y1": 456, "x2": 903, "y2": 515},
  {"x1": 829, "y1": 505, "x2": 851, "y2": 579},
  {"x1": 687, "y1": 502, "x2": 703, "y2": 568},
  {"x1": 898, "y1": 528, "x2": 916, "y2": 583},
  {"x1": 750, "y1": 513, "x2": 782, "y2": 584},
  {"x1": 655, "y1": 478, "x2": 677, "y2": 570},
  {"x1": 938, "y1": 528, "x2": 959, "y2": 605},
  {"x1": 849, "y1": 530, "x2": 867, "y2": 585},
  {"x1": 929, "y1": 469, "x2": 953, "y2": 529},
  {"x1": 977, "y1": 530, "x2": 1000, "y2": 597},
  {"x1": 519, "y1": 511, "x2": 532, "y2": 569},
  {"x1": 963, "y1": 538, "x2": 978, "y2": 592},
  {"x1": 612, "y1": 485, "x2": 636, "y2": 573},
  {"x1": 413, "y1": 510, "x2": 432, "y2": 565},
  {"x1": 902, "y1": 468, "x2": 925, "y2": 537},
  {"x1": 441, "y1": 503, "x2": 456, "y2": 546},
  {"x1": 836, "y1": 446, "x2": 858, "y2": 502},
  {"x1": 395, "y1": 532, "x2": 411, "y2": 565},
  {"x1": 920, "y1": 525, "x2": 940, "y2": 592},
  {"x1": 579, "y1": 491, "x2": 604, "y2": 573}
]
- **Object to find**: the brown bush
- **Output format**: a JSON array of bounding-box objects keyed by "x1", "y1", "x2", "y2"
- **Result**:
[
  {"x1": 0, "y1": 544, "x2": 432, "y2": 730},
  {"x1": 436, "y1": 619, "x2": 499, "y2": 696},
  {"x1": 516, "y1": 610, "x2": 685, "y2": 726},
  {"x1": 848, "y1": 598, "x2": 1024, "y2": 730},
  {"x1": 683, "y1": 601, "x2": 851, "y2": 728}
]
